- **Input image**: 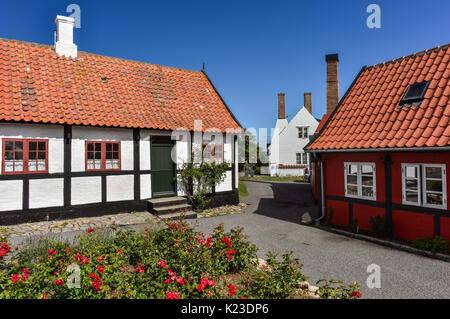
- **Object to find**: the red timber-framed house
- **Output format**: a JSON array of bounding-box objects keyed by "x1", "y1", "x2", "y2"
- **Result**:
[
  {"x1": 307, "y1": 44, "x2": 450, "y2": 242},
  {"x1": 0, "y1": 16, "x2": 242, "y2": 225}
]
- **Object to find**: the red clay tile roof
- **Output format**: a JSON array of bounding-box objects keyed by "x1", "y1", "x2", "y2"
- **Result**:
[
  {"x1": 0, "y1": 38, "x2": 241, "y2": 132},
  {"x1": 308, "y1": 43, "x2": 450, "y2": 151},
  {"x1": 315, "y1": 114, "x2": 330, "y2": 133}
]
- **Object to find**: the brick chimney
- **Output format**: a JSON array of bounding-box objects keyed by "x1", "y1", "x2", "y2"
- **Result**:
[
  {"x1": 304, "y1": 92, "x2": 312, "y2": 114},
  {"x1": 278, "y1": 93, "x2": 286, "y2": 119},
  {"x1": 325, "y1": 54, "x2": 339, "y2": 115}
]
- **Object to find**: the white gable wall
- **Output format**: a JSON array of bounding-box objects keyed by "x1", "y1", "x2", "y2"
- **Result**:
[{"x1": 269, "y1": 107, "x2": 319, "y2": 176}]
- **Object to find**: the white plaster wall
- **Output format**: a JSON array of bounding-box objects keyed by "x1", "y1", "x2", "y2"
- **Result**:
[
  {"x1": 269, "y1": 107, "x2": 319, "y2": 176},
  {"x1": 29, "y1": 178, "x2": 64, "y2": 209},
  {"x1": 0, "y1": 180, "x2": 23, "y2": 211},
  {"x1": 0, "y1": 123, "x2": 64, "y2": 174},
  {"x1": 71, "y1": 126, "x2": 134, "y2": 172},
  {"x1": 140, "y1": 174, "x2": 151, "y2": 199},
  {"x1": 216, "y1": 171, "x2": 232, "y2": 192},
  {"x1": 106, "y1": 175, "x2": 134, "y2": 202},
  {"x1": 140, "y1": 140, "x2": 150, "y2": 170},
  {"x1": 71, "y1": 176, "x2": 102, "y2": 205},
  {"x1": 176, "y1": 139, "x2": 189, "y2": 169}
]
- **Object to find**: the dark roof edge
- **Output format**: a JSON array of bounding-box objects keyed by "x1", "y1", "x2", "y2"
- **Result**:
[
  {"x1": 305, "y1": 65, "x2": 367, "y2": 151},
  {"x1": 201, "y1": 69, "x2": 243, "y2": 130}
]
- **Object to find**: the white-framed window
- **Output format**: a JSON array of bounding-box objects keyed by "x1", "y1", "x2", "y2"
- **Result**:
[
  {"x1": 298, "y1": 127, "x2": 308, "y2": 139},
  {"x1": 296, "y1": 153, "x2": 308, "y2": 165},
  {"x1": 402, "y1": 163, "x2": 447, "y2": 209},
  {"x1": 344, "y1": 162, "x2": 376, "y2": 200}
]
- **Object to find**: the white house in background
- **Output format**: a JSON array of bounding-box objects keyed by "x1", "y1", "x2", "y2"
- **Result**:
[
  {"x1": 0, "y1": 15, "x2": 241, "y2": 225},
  {"x1": 268, "y1": 93, "x2": 319, "y2": 177}
]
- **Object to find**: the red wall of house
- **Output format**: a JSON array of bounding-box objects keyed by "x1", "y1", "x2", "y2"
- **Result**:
[
  {"x1": 320, "y1": 151, "x2": 450, "y2": 241},
  {"x1": 311, "y1": 161, "x2": 319, "y2": 201}
]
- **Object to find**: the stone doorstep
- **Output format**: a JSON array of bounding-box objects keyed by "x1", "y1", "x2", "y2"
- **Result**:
[{"x1": 316, "y1": 225, "x2": 450, "y2": 263}]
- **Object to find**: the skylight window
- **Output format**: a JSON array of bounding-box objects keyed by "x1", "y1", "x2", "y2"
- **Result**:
[{"x1": 399, "y1": 81, "x2": 429, "y2": 106}]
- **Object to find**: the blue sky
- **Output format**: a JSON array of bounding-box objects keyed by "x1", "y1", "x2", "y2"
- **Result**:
[{"x1": 1, "y1": 0, "x2": 449, "y2": 134}]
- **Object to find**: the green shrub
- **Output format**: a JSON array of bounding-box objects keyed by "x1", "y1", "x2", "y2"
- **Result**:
[
  {"x1": 369, "y1": 215, "x2": 392, "y2": 238},
  {"x1": 238, "y1": 181, "x2": 249, "y2": 198},
  {"x1": 412, "y1": 236, "x2": 450, "y2": 254},
  {"x1": 0, "y1": 221, "x2": 359, "y2": 299}
]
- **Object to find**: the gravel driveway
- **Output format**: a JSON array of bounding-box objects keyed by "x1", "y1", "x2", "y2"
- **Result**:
[{"x1": 190, "y1": 180, "x2": 450, "y2": 299}]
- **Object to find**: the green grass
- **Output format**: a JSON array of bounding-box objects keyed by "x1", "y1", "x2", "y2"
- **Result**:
[
  {"x1": 238, "y1": 181, "x2": 249, "y2": 198},
  {"x1": 240, "y1": 175, "x2": 306, "y2": 182}
]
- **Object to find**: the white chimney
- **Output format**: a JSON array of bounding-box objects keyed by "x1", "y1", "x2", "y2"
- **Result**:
[{"x1": 54, "y1": 15, "x2": 77, "y2": 58}]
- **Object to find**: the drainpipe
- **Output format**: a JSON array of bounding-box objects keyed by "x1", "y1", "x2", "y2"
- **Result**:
[{"x1": 315, "y1": 157, "x2": 326, "y2": 223}]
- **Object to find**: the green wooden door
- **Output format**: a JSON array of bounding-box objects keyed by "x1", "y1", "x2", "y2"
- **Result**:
[{"x1": 151, "y1": 143, "x2": 176, "y2": 197}]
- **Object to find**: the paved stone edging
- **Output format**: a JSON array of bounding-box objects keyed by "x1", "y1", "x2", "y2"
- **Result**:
[{"x1": 316, "y1": 225, "x2": 450, "y2": 263}]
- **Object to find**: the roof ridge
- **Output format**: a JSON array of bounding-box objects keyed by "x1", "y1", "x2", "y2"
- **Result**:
[
  {"x1": 0, "y1": 37, "x2": 202, "y2": 74},
  {"x1": 366, "y1": 42, "x2": 450, "y2": 70}
]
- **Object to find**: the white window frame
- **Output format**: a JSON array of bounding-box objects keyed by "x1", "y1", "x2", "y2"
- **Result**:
[
  {"x1": 344, "y1": 162, "x2": 376, "y2": 201},
  {"x1": 401, "y1": 163, "x2": 447, "y2": 209},
  {"x1": 422, "y1": 164, "x2": 446, "y2": 209},
  {"x1": 297, "y1": 127, "x2": 308, "y2": 139},
  {"x1": 401, "y1": 164, "x2": 421, "y2": 206}
]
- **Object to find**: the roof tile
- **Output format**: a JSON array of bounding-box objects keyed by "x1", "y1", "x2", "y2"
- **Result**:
[{"x1": 309, "y1": 43, "x2": 450, "y2": 150}]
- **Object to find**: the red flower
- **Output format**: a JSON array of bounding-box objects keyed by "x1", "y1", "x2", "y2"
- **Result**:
[
  {"x1": 97, "y1": 256, "x2": 104, "y2": 263},
  {"x1": 227, "y1": 284, "x2": 237, "y2": 296},
  {"x1": 167, "y1": 269, "x2": 175, "y2": 277},
  {"x1": 117, "y1": 249, "x2": 123, "y2": 255},
  {"x1": 197, "y1": 284, "x2": 206, "y2": 293},
  {"x1": 65, "y1": 248, "x2": 70, "y2": 252},
  {"x1": 208, "y1": 280, "x2": 215, "y2": 287},
  {"x1": 54, "y1": 279, "x2": 65, "y2": 286},
  {"x1": 135, "y1": 265, "x2": 145, "y2": 273},
  {"x1": 226, "y1": 249, "x2": 236, "y2": 260},
  {"x1": 11, "y1": 274, "x2": 20, "y2": 283},
  {"x1": 41, "y1": 293, "x2": 48, "y2": 299},
  {"x1": 166, "y1": 291, "x2": 181, "y2": 299},
  {"x1": 87, "y1": 228, "x2": 95, "y2": 233},
  {"x1": 351, "y1": 291, "x2": 362, "y2": 298},
  {"x1": 176, "y1": 276, "x2": 185, "y2": 286},
  {"x1": 158, "y1": 259, "x2": 166, "y2": 268},
  {"x1": 97, "y1": 265, "x2": 104, "y2": 274},
  {"x1": 0, "y1": 243, "x2": 11, "y2": 259},
  {"x1": 120, "y1": 267, "x2": 126, "y2": 271}
]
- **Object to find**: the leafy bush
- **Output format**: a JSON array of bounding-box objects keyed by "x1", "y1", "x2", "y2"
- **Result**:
[
  {"x1": 0, "y1": 221, "x2": 360, "y2": 299},
  {"x1": 369, "y1": 215, "x2": 392, "y2": 238},
  {"x1": 412, "y1": 236, "x2": 450, "y2": 254},
  {"x1": 178, "y1": 162, "x2": 229, "y2": 210}
]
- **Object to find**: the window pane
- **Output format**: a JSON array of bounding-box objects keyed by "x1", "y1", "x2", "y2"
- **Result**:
[
  {"x1": 405, "y1": 191, "x2": 419, "y2": 203},
  {"x1": 95, "y1": 143, "x2": 101, "y2": 151},
  {"x1": 113, "y1": 143, "x2": 119, "y2": 152},
  {"x1": 38, "y1": 151, "x2": 46, "y2": 160},
  {"x1": 405, "y1": 179, "x2": 418, "y2": 191},
  {"x1": 426, "y1": 193, "x2": 443, "y2": 206},
  {"x1": 405, "y1": 166, "x2": 418, "y2": 178},
  {"x1": 347, "y1": 175, "x2": 357, "y2": 185},
  {"x1": 425, "y1": 167, "x2": 442, "y2": 179},
  {"x1": 347, "y1": 164, "x2": 358, "y2": 175},
  {"x1": 106, "y1": 151, "x2": 113, "y2": 159},
  {"x1": 15, "y1": 141, "x2": 23, "y2": 151},
  {"x1": 37, "y1": 160, "x2": 46, "y2": 171},
  {"x1": 28, "y1": 161, "x2": 37, "y2": 171},
  {"x1": 14, "y1": 161, "x2": 23, "y2": 172},
  {"x1": 29, "y1": 142, "x2": 37, "y2": 150},
  {"x1": 29, "y1": 151, "x2": 37, "y2": 160},
  {"x1": 87, "y1": 152, "x2": 94, "y2": 160},
  {"x1": 15, "y1": 152, "x2": 23, "y2": 160},
  {"x1": 105, "y1": 160, "x2": 112, "y2": 169},
  {"x1": 4, "y1": 151, "x2": 13, "y2": 160},
  {"x1": 361, "y1": 165, "x2": 373, "y2": 174},
  {"x1": 112, "y1": 159, "x2": 120, "y2": 169},
  {"x1": 362, "y1": 176, "x2": 373, "y2": 186},
  {"x1": 87, "y1": 160, "x2": 94, "y2": 170},
  {"x1": 95, "y1": 152, "x2": 102, "y2": 159},
  {"x1": 38, "y1": 142, "x2": 46, "y2": 151},
  {"x1": 426, "y1": 180, "x2": 442, "y2": 193},
  {"x1": 4, "y1": 161, "x2": 13, "y2": 172},
  {"x1": 94, "y1": 160, "x2": 102, "y2": 169},
  {"x1": 87, "y1": 143, "x2": 94, "y2": 151},
  {"x1": 113, "y1": 152, "x2": 119, "y2": 160},
  {"x1": 5, "y1": 141, "x2": 13, "y2": 151},
  {"x1": 347, "y1": 185, "x2": 358, "y2": 196},
  {"x1": 106, "y1": 143, "x2": 112, "y2": 151},
  {"x1": 362, "y1": 186, "x2": 374, "y2": 198}
]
